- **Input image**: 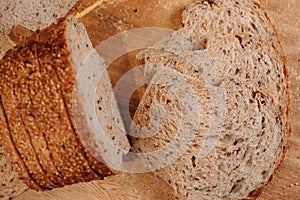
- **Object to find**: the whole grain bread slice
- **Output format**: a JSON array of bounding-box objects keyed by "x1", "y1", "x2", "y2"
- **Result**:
[
  {"x1": 23, "y1": 33, "x2": 87, "y2": 186},
  {"x1": 40, "y1": 16, "x2": 130, "y2": 172},
  {"x1": 132, "y1": 48, "x2": 288, "y2": 199},
  {"x1": 131, "y1": 0, "x2": 289, "y2": 199},
  {"x1": 0, "y1": 0, "x2": 78, "y2": 35},
  {"x1": 0, "y1": 15, "x2": 130, "y2": 194},
  {"x1": 35, "y1": 26, "x2": 102, "y2": 185},
  {"x1": 33, "y1": 15, "x2": 129, "y2": 181}
]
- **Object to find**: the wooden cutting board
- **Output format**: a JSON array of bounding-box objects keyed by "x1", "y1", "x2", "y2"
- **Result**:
[{"x1": 2, "y1": 0, "x2": 299, "y2": 199}]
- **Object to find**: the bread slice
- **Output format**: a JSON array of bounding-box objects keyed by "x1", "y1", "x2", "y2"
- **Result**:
[
  {"x1": 35, "y1": 21, "x2": 102, "y2": 185},
  {"x1": 38, "y1": 16, "x2": 130, "y2": 172},
  {"x1": 16, "y1": 34, "x2": 68, "y2": 187},
  {"x1": 131, "y1": 1, "x2": 289, "y2": 199},
  {"x1": 34, "y1": 16, "x2": 129, "y2": 181},
  {"x1": 139, "y1": 30, "x2": 288, "y2": 142},
  {"x1": 0, "y1": 0, "x2": 78, "y2": 35},
  {"x1": 132, "y1": 48, "x2": 287, "y2": 199}
]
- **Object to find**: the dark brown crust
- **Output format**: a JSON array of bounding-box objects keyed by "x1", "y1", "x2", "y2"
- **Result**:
[
  {"x1": 0, "y1": 39, "x2": 56, "y2": 189},
  {"x1": 34, "y1": 36, "x2": 85, "y2": 185},
  {"x1": 247, "y1": 1, "x2": 291, "y2": 199},
  {"x1": 0, "y1": 98, "x2": 39, "y2": 191},
  {"x1": 23, "y1": 34, "x2": 66, "y2": 187}
]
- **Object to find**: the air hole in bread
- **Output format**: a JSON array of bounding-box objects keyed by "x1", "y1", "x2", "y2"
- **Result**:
[
  {"x1": 261, "y1": 116, "x2": 265, "y2": 124},
  {"x1": 233, "y1": 138, "x2": 244, "y2": 146},
  {"x1": 235, "y1": 68, "x2": 240, "y2": 75},
  {"x1": 227, "y1": 10, "x2": 231, "y2": 16},
  {"x1": 261, "y1": 170, "x2": 268, "y2": 179},
  {"x1": 197, "y1": 38, "x2": 208, "y2": 49},
  {"x1": 233, "y1": 164, "x2": 240, "y2": 170},
  {"x1": 250, "y1": 22, "x2": 258, "y2": 31},
  {"x1": 191, "y1": 156, "x2": 196, "y2": 167},
  {"x1": 234, "y1": 35, "x2": 244, "y2": 48},
  {"x1": 230, "y1": 178, "x2": 245, "y2": 193}
]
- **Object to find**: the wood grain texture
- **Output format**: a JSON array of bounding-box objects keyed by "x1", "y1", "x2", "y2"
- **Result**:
[
  {"x1": 14, "y1": 173, "x2": 175, "y2": 200},
  {"x1": 0, "y1": 35, "x2": 15, "y2": 60},
  {"x1": 1, "y1": 0, "x2": 299, "y2": 199}
]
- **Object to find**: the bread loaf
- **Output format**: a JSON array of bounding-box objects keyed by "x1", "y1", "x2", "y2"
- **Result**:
[
  {"x1": 130, "y1": 0, "x2": 289, "y2": 199},
  {"x1": 0, "y1": 15, "x2": 130, "y2": 198},
  {"x1": 0, "y1": 0, "x2": 78, "y2": 35}
]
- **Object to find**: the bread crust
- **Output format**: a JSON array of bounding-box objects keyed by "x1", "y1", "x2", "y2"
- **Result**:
[
  {"x1": 0, "y1": 16, "x2": 117, "y2": 191},
  {"x1": 0, "y1": 37, "x2": 56, "y2": 189},
  {"x1": 245, "y1": 1, "x2": 291, "y2": 198},
  {"x1": 0, "y1": 99, "x2": 38, "y2": 192}
]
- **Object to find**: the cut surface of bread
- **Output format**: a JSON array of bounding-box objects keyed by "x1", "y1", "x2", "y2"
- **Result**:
[
  {"x1": 131, "y1": 0, "x2": 289, "y2": 199},
  {"x1": 53, "y1": 16, "x2": 130, "y2": 171},
  {"x1": 0, "y1": 0, "x2": 78, "y2": 35},
  {"x1": 181, "y1": 0, "x2": 281, "y2": 51}
]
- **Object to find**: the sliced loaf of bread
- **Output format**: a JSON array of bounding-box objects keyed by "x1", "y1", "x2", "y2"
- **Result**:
[{"x1": 0, "y1": 16, "x2": 130, "y2": 196}]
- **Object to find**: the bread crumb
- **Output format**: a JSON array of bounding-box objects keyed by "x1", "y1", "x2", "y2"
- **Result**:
[{"x1": 295, "y1": 183, "x2": 299, "y2": 186}]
